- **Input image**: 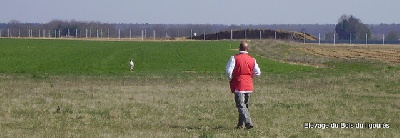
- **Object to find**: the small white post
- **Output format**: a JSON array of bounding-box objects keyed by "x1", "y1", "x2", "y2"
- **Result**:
[
  {"x1": 129, "y1": 29, "x2": 132, "y2": 39},
  {"x1": 141, "y1": 30, "x2": 144, "y2": 41},
  {"x1": 275, "y1": 31, "x2": 277, "y2": 39},
  {"x1": 383, "y1": 34, "x2": 385, "y2": 45},
  {"x1": 366, "y1": 34, "x2": 368, "y2": 46},
  {"x1": 75, "y1": 29, "x2": 78, "y2": 38},
  {"x1": 333, "y1": 33, "x2": 336, "y2": 46},
  {"x1": 118, "y1": 29, "x2": 121, "y2": 39},
  {"x1": 96, "y1": 29, "x2": 99, "y2": 39},
  {"x1": 85, "y1": 29, "x2": 88, "y2": 38},
  {"x1": 350, "y1": 33, "x2": 352, "y2": 45},
  {"x1": 259, "y1": 30, "x2": 262, "y2": 39},
  {"x1": 230, "y1": 29, "x2": 233, "y2": 40},
  {"x1": 318, "y1": 33, "x2": 321, "y2": 45},
  {"x1": 203, "y1": 30, "x2": 205, "y2": 40}
]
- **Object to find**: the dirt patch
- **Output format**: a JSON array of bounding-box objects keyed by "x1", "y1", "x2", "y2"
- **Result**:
[{"x1": 299, "y1": 44, "x2": 400, "y2": 64}]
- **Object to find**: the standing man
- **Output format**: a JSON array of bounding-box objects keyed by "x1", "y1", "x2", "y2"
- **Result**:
[{"x1": 226, "y1": 41, "x2": 261, "y2": 129}]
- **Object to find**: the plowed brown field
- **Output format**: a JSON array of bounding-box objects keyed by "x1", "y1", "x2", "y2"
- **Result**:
[{"x1": 300, "y1": 44, "x2": 400, "y2": 64}]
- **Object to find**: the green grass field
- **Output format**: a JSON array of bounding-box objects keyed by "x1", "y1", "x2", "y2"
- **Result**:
[
  {"x1": 0, "y1": 39, "x2": 314, "y2": 76},
  {"x1": 0, "y1": 38, "x2": 399, "y2": 137}
]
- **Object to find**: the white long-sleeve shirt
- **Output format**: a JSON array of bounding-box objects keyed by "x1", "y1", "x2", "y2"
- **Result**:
[{"x1": 225, "y1": 51, "x2": 261, "y2": 81}]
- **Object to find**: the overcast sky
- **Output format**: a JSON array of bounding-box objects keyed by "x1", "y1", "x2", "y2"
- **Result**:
[{"x1": 1, "y1": 0, "x2": 399, "y2": 24}]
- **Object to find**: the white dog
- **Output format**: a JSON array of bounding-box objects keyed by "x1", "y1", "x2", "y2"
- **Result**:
[{"x1": 129, "y1": 60, "x2": 134, "y2": 71}]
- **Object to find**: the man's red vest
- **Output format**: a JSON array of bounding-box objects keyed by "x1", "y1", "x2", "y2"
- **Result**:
[{"x1": 230, "y1": 53, "x2": 255, "y2": 93}]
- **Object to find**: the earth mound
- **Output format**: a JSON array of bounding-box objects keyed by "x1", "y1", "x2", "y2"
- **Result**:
[{"x1": 189, "y1": 29, "x2": 317, "y2": 40}]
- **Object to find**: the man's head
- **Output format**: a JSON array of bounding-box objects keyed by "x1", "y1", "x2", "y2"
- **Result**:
[{"x1": 239, "y1": 41, "x2": 248, "y2": 51}]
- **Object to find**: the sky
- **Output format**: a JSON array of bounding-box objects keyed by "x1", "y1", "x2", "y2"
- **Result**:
[{"x1": 1, "y1": 0, "x2": 399, "y2": 24}]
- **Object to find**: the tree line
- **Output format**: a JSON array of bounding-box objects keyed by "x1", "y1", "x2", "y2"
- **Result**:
[
  {"x1": 0, "y1": 16, "x2": 399, "y2": 41},
  {"x1": 0, "y1": 20, "x2": 225, "y2": 39}
]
